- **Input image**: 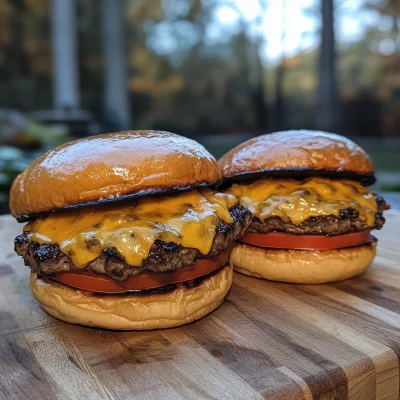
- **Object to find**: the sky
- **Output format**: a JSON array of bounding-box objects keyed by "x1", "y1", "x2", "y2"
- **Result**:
[{"x1": 214, "y1": 0, "x2": 372, "y2": 61}]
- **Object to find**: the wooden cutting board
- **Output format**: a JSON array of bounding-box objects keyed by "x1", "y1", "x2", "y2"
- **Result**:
[{"x1": 1, "y1": 211, "x2": 400, "y2": 400}]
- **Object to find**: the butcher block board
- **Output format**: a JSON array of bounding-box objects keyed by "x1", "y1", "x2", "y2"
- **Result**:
[{"x1": 1, "y1": 212, "x2": 400, "y2": 400}]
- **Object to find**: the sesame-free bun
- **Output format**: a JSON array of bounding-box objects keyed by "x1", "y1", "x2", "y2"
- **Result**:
[
  {"x1": 230, "y1": 240, "x2": 376, "y2": 284},
  {"x1": 30, "y1": 263, "x2": 232, "y2": 330},
  {"x1": 219, "y1": 130, "x2": 375, "y2": 185},
  {"x1": 10, "y1": 130, "x2": 220, "y2": 221}
]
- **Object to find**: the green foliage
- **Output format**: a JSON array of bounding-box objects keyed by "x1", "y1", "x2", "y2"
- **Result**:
[{"x1": 381, "y1": 184, "x2": 400, "y2": 192}]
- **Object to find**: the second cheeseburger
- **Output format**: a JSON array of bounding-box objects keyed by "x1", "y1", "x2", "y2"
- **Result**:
[
  {"x1": 11, "y1": 130, "x2": 251, "y2": 330},
  {"x1": 218, "y1": 130, "x2": 387, "y2": 284}
]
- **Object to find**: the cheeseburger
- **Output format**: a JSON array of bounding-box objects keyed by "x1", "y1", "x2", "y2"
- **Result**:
[
  {"x1": 218, "y1": 130, "x2": 388, "y2": 284},
  {"x1": 11, "y1": 131, "x2": 251, "y2": 330}
]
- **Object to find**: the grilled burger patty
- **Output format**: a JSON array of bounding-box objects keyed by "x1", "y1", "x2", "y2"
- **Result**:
[
  {"x1": 249, "y1": 196, "x2": 386, "y2": 236},
  {"x1": 15, "y1": 205, "x2": 251, "y2": 281}
]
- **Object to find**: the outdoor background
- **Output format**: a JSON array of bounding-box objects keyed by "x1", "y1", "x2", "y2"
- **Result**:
[{"x1": 0, "y1": 0, "x2": 399, "y2": 214}]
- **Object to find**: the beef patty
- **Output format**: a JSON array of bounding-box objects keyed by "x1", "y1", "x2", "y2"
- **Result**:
[
  {"x1": 15, "y1": 205, "x2": 251, "y2": 281},
  {"x1": 249, "y1": 195, "x2": 386, "y2": 236}
]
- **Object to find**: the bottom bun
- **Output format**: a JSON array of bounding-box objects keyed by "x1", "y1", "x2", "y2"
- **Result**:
[
  {"x1": 230, "y1": 240, "x2": 376, "y2": 284},
  {"x1": 30, "y1": 263, "x2": 232, "y2": 330}
]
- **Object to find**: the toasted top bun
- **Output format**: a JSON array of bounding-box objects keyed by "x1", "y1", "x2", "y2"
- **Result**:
[
  {"x1": 10, "y1": 130, "x2": 220, "y2": 220},
  {"x1": 218, "y1": 130, "x2": 375, "y2": 185}
]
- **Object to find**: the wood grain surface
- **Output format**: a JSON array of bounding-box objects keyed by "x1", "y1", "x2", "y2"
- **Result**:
[{"x1": 0, "y1": 211, "x2": 400, "y2": 400}]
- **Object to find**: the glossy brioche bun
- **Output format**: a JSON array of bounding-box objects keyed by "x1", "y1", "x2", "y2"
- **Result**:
[
  {"x1": 230, "y1": 240, "x2": 376, "y2": 284},
  {"x1": 10, "y1": 130, "x2": 220, "y2": 220},
  {"x1": 219, "y1": 130, "x2": 375, "y2": 184},
  {"x1": 30, "y1": 263, "x2": 232, "y2": 330}
]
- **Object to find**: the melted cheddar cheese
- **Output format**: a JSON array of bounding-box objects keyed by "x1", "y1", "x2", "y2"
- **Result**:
[
  {"x1": 24, "y1": 189, "x2": 238, "y2": 268},
  {"x1": 226, "y1": 177, "x2": 377, "y2": 226}
]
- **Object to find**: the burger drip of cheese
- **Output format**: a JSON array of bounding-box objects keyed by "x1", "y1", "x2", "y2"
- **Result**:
[
  {"x1": 226, "y1": 177, "x2": 377, "y2": 228},
  {"x1": 218, "y1": 130, "x2": 388, "y2": 284},
  {"x1": 23, "y1": 189, "x2": 238, "y2": 268},
  {"x1": 11, "y1": 130, "x2": 252, "y2": 330}
]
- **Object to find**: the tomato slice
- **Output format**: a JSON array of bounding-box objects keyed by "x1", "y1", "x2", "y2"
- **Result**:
[
  {"x1": 50, "y1": 251, "x2": 228, "y2": 293},
  {"x1": 239, "y1": 230, "x2": 372, "y2": 250}
]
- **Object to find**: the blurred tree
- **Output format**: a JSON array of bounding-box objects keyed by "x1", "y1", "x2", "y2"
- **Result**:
[
  {"x1": 0, "y1": 0, "x2": 399, "y2": 139},
  {"x1": 124, "y1": 0, "x2": 269, "y2": 134},
  {"x1": 364, "y1": 0, "x2": 400, "y2": 50},
  {"x1": 340, "y1": 0, "x2": 400, "y2": 137},
  {"x1": 222, "y1": 0, "x2": 269, "y2": 130},
  {"x1": 0, "y1": 0, "x2": 51, "y2": 111},
  {"x1": 316, "y1": 0, "x2": 338, "y2": 132},
  {"x1": 77, "y1": 0, "x2": 102, "y2": 116},
  {"x1": 7, "y1": 0, "x2": 29, "y2": 76},
  {"x1": 249, "y1": 0, "x2": 269, "y2": 130},
  {"x1": 273, "y1": 0, "x2": 286, "y2": 131}
]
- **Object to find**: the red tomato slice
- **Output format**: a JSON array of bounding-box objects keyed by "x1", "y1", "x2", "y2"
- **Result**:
[
  {"x1": 51, "y1": 251, "x2": 228, "y2": 293},
  {"x1": 239, "y1": 230, "x2": 372, "y2": 250}
]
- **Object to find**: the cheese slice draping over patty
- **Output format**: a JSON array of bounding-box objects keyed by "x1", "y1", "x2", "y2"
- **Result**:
[{"x1": 23, "y1": 189, "x2": 238, "y2": 268}]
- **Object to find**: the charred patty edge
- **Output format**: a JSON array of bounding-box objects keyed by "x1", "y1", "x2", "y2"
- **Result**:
[
  {"x1": 15, "y1": 205, "x2": 251, "y2": 281},
  {"x1": 248, "y1": 195, "x2": 386, "y2": 236}
]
